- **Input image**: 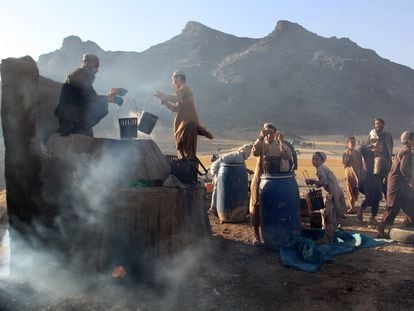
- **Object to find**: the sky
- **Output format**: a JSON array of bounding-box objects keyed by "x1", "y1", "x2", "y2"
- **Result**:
[{"x1": 0, "y1": 0, "x2": 414, "y2": 68}]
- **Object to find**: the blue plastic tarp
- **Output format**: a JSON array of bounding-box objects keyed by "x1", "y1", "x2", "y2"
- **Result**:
[{"x1": 280, "y1": 229, "x2": 391, "y2": 272}]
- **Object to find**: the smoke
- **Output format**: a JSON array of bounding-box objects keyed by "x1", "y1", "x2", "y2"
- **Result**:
[
  {"x1": 0, "y1": 57, "x2": 215, "y2": 308},
  {"x1": 152, "y1": 242, "x2": 213, "y2": 310},
  {"x1": 0, "y1": 227, "x2": 9, "y2": 279},
  {"x1": 0, "y1": 225, "x2": 214, "y2": 310},
  {"x1": 0, "y1": 132, "x2": 217, "y2": 309},
  {"x1": 62, "y1": 151, "x2": 130, "y2": 225}
]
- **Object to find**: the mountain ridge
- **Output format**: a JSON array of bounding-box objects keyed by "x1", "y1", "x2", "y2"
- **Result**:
[{"x1": 36, "y1": 20, "x2": 414, "y2": 137}]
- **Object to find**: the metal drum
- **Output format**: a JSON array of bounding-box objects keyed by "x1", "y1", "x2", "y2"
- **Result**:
[
  {"x1": 217, "y1": 163, "x2": 248, "y2": 223},
  {"x1": 259, "y1": 173, "x2": 301, "y2": 250}
]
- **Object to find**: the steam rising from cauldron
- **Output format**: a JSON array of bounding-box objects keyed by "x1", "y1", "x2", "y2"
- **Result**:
[{"x1": 0, "y1": 139, "x2": 212, "y2": 309}]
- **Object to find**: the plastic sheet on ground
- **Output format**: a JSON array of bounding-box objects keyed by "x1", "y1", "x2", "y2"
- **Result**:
[{"x1": 280, "y1": 228, "x2": 391, "y2": 272}]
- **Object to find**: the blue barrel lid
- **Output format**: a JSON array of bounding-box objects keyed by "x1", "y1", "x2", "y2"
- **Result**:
[
  {"x1": 219, "y1": 163, "x2": 245, "y2": 167},
  {"x1": 260, "y1": 173, "x2": 295, "y2": 179}
]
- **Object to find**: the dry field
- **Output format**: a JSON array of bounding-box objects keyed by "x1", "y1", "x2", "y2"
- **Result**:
[{"x1": 197, "y1": 137, "x2": 347, "y2": 184}]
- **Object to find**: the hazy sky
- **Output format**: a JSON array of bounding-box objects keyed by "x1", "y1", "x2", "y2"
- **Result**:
[{"x1": 1, "y1": 0, "x2": 413, "y2": 68}]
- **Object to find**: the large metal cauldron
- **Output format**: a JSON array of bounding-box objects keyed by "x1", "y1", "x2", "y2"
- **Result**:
[
  {"x1": 119, "y1": 117, "x2": 138, "y2": 140},
  {"x1": 259, "y1": 173, "x2": 301, "y2": 251}
]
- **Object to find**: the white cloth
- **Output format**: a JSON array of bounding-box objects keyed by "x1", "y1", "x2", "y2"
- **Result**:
[
  {"x1": 369, "y1": 129, "x2": 379, "y2": 141},
  {"x1": 210, "y1": 151, "x2": 245, "y2": 176}
]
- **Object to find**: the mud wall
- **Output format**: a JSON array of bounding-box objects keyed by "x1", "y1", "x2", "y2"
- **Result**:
[{"x1": 1, "y1": 56, "x2": 59, "y2": 233}]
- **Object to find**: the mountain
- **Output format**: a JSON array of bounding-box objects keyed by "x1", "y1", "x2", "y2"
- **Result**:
[{"x1": 36, "y1": 20, "x2": 414, "y2": 137}]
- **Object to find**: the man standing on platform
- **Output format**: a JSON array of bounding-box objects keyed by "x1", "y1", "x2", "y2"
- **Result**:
[{"x1": 154, "y1": 70, "x2": 213, "y2": 159}]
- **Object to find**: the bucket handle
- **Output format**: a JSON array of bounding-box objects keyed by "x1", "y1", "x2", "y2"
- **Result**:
[
  {"x1": 194, "y1": 156, "x2": 209, "y2": 176},
  {"x1": 141, "y1": 94, "x2": 162, "y2": 117},
  {"x1": 116, "y1": 96, "x2": 140, "y2": 119},
  {"x1": 302, "y1": 169, "x2": 313, "y2": 189}
]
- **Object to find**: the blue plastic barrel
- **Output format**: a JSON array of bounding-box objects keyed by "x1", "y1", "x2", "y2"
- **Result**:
[
  {"x1": 259, "y1": 173, "x2": 301, "y2": 250},
  {"x1": 217, "y1": 163, "x2": 248, "y2": 222}
]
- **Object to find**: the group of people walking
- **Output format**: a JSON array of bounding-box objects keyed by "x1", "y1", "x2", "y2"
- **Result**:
[
  {"x1": 344, "y1": 118, "x2": 393, "y2": 225},
  {"x1": 209, "y1": 118, "x2": 413, "y2": 244},
  {"x1": 341, "y1": 118, "x2": 414, "y2": 238}
]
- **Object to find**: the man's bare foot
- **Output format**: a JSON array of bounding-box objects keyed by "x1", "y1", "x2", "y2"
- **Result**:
[
  {"x1": 253, "y1": 237, "x2": 262, "y2": 245},
  {"x1": 346, "y1": 206, "x2": 357, "y2": 214},
  {"x1": 253, "y1": 226, "x2": 261, "y2": 245},
  {"x1": 369, "y1": 215, "x2": 378, "y2": 225}
]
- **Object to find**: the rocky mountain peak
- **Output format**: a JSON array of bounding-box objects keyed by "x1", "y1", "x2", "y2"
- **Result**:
[
  {"x1": 183, "y1": 21, "x2": 212, "y2": 32},
  {"x1": 274, "y1": 20, "x2": 307, "y2": 33},
  {"x1": 259, "y1": 20, "x2": 314, "y2": 45},
  {"x1": 61, "y1": 35, "x2": 82, "y2": 48},
  {"x1": 181, "y1": 21, "x2": 227, "y2": 38},
  {"x1": 60, "y1": 35, "x2": 103, "y2": 55}
]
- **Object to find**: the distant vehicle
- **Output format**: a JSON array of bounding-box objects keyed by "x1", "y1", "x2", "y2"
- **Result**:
[{"x1": 301, "y1": 142, "x2": 314, "y2": 148}]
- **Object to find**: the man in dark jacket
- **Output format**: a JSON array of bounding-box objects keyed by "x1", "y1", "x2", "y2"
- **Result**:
[
  {"x1": 54, "y1": 54, "x2": 125, "y2": 137},
  {"x1": 367, "y1": 117, "x2": 393, "y2": 198}
]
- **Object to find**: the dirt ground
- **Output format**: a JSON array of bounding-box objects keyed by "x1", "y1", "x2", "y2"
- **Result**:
[
  {"x1": 1, "y1": 194, "x2": 413, "y2": 310},
  {"x1": 0, "y1": 139, "x2": 413, "y2": 310},
  {"x1": 205, "y1": 201, "x2": 414, "y2": 311}
]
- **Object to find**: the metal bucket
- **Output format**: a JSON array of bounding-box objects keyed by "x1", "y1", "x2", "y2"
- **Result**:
[
  {"x1": 138, "y1": 111, "x2": 158, "y2": 134},
  {"x1": 118, "y1": 117, "x2": 138, "y2": 140},
  {"x1": 165, "y1": 155, "x2": 198, "y2": 184},
  {"x1": 306, "y1": 189, "x2": 325, "y2": 211},
  {"x1": 263, "y1": 156, "x2": 282, "y2": 174}
]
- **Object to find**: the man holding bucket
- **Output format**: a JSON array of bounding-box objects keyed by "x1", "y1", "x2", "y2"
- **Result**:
[
  {"x1": 54, "y1": 54, "x2": 127, "y2": 137},
  {"x1": 153, "y1": 70, "x2": 213, "y2": 159},
  {"x1": 249, "y1": 123, "x2": 293, "y2": 245}
]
